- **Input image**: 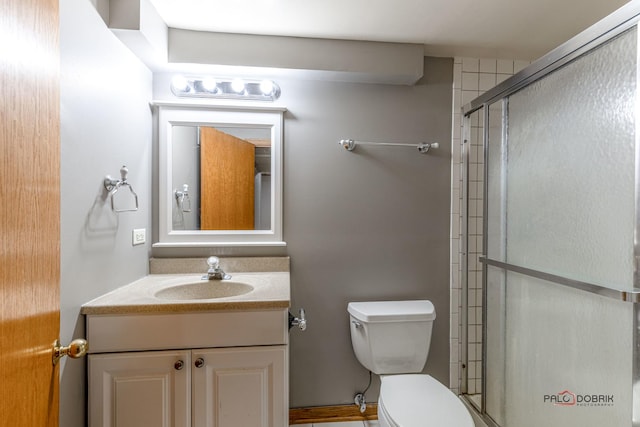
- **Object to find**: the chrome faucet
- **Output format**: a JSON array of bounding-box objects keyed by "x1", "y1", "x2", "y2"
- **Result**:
[{"x1": 203, "y1": 256, "x2": 231, "y2": 280}]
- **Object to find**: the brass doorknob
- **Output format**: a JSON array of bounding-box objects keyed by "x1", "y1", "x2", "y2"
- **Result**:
[{"x1": 52, "y1": 339, "x2": 88, "y2": 365}]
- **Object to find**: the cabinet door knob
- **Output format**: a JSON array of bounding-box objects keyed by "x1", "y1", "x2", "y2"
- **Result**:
[
  {"x1": 174, "y1": 360, "x2": 184, "y2": 370},
  {"x1": 195, "y1": 358, "x2": 204, "y2": 368}
]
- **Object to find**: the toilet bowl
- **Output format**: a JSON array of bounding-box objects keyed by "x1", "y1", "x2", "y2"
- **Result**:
[
  {"x1": 378, "y1": 375, "x2": 473, "y2": 427},
  {"x1": 348, "y1": 300, "x2": 473, "y2": 427}
]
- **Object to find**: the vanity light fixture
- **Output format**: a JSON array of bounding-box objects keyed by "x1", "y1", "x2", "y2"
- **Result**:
[{"x1": 170, "y1": 75, "x2": 281, "y2": 101}]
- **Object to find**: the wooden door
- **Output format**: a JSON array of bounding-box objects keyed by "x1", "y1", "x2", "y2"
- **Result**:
[
  {"x1": 192, "y1": 346, "x2": 287, "y2": 427},
  {"x1": 88, "y1": 351, "x2": 191, "y2": 427},
  {"x1": 0, "y1": 0, "x2": 60, "y2": 426},
  {"x1": 200, "y1": 127, "x2": 255, "y2": 230}
]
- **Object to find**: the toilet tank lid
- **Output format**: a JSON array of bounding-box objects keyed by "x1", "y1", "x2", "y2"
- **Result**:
[{"x1": 348, "y1": 300, "x2": 436, "y2": 323}]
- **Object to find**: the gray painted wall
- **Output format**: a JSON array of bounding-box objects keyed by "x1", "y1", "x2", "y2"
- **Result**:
[
  {"x1": 59, "y1": 1, "x2": 152, "y2": 426},
  {"x1": 153, "y1": 57, "x2": 453, "y2": 406},
  {"x1": 283, "y1": 58, "x2": 453, "y2": 406}
]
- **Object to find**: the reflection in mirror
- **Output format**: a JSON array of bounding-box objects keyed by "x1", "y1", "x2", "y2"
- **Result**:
[
  {"x1": 171, "y1": 126, "x2": 272, "y2": 231},
  {"x1": 155, "y1": 104, "x2": 285, "y2": 247}
]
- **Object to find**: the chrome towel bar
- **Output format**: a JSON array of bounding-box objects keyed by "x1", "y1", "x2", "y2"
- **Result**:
[{"x1": 339, "y1": 139, "x2": 439, "y2": 154}]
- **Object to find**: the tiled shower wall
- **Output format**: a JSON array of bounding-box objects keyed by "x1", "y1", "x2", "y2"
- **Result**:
[{"x1": 450, "y1": 57, "x2": 529, "y2": 394}]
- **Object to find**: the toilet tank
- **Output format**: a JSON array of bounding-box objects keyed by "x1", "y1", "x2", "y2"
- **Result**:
[{"x1": 348, "y1": 300, "x2": 436, "y2": 375}]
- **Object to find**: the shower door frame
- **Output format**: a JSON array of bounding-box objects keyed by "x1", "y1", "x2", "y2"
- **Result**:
[{"x1": 460, "y1": 2, "x2": 640, "y2": 426}]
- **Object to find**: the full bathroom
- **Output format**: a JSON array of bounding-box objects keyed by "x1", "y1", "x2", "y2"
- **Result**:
[{"x1": 2, "y1": 0, "x2": 638, "y2": 426}]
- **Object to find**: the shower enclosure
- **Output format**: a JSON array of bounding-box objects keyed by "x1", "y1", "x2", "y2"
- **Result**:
[{"x1": 461, "y1": 2, "x2": 640, "y2": 426}]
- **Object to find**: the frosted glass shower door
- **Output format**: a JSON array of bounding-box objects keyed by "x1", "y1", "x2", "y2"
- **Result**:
[{"x1": 483, "y1": 27, "x2": 637, "y2": 427}]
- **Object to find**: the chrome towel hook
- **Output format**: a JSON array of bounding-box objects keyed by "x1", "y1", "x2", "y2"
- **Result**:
[
  {"x1": 104, "y1": 165, "x2": 139, "y2": 213},
  {"x1": 174, "y1": 184, "x2": 192, "y2": 212}
]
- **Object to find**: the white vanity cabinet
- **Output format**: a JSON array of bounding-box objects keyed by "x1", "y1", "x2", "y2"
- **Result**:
[
  {"x1": 88, "y1": 345, "x2": 287, "y2": 427},
  {"x1": 85, "y1": 308, "x2": 289, "y2": 427}
]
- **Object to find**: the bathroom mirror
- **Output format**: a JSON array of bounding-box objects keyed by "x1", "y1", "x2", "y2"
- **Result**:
[{"x1": 154, "y1": 103, "x2": 285, "y2": 247}]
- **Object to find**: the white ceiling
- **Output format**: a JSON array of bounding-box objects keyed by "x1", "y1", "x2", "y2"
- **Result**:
[{"x1": 148, "y1": 0, "x2": 629, "y2": 60}]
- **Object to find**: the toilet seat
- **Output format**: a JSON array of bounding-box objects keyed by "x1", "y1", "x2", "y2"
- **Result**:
[{"x1": 378, "y1": 374, "x2": 474, "y2": 427}]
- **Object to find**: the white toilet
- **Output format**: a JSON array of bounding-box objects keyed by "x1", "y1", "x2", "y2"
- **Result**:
[{"x1": 348, "y1": 300, "x2": 474, "y2": 427}]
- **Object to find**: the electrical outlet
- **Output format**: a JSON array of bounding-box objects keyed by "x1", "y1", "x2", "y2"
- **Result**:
[{"x1": 132, "y1": 228, "x2": 146, "y2": 246}]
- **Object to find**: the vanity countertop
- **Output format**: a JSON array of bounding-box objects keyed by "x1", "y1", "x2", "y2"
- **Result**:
[{"x1": 81, "y1": 272, "x2": 290, "y2": 315}]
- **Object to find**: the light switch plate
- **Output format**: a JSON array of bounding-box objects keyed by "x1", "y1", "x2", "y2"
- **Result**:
[{"x1": 132, "y1": 228, "x2": 146, "y2": 246}]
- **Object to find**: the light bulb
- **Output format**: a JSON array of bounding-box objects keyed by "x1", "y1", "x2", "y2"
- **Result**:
[
  {"x1": 259, "y1": 80, "x2": 274, "y2": 95},
  {"x1": 231, "y1": 79, "x2": 245, "y2": 94},
  {"x1": 202, "y1": 78, "x2": 217, "y2": 93},
  {"x1": 171, "y1": 75, "x2": 190, "y2": 93}
]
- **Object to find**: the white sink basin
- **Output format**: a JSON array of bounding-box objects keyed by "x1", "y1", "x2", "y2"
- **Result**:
[{"x1": 154, "y1": 280, "x2": 254, "y2": 300}]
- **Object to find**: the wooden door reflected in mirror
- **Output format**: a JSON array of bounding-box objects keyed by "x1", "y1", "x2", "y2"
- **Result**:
[{"x1": 200, "y1": 127, "x2": 255, "y2": 230}]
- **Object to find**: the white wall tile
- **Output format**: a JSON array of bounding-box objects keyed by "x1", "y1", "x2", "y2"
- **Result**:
[
  {"x1": 462, "y1": 90, "x2": 479, "y2": 106},
  {"x1": 451, "y1": 213, "x2": 460, "y2": 237},
  {"x1": 474, "y1": 271, "x2": 483, "y2": 288},
  {"x1": 450, "y1": 361, "x2": 460, "y2": 389},
  {"x1": 468, "y1": 321, "x2": 476, "y2": 342},
  {"x1": 453, "y1": 88, "x2": 462, "y2": 112},
  {"x1": 451, "y1": 313, "x2": 459, "y2": 338},
  {"x1": 468, "y1": 235, "x2": 478, "y2": 254},
  {"x1": 469, "y1": 163, "x2": 478, "y2": 182},
  {"x1": 451, "y1": 266, "x2": 460, "y2": 289},
  {"x1": 469, "y1": 143, "x2": 478, "y2": 165},
  {"x1": 479, "y1": 73, "x2": 497, "y2": 91},
  {"x1": 468, "y1": 360, "x2": 476, "y2": 379},
  {"x1": 452, "y1": 161, "x2": 460, "y2": 189},
  {"x1": 462, "y1": 72, "x2": 479, "y2": 91},
  {"x1": 453, "y1": 113, "x2": 462, "y2": 139},
  {"x1": 450, "y1": 290, "x2": 459, "y2": 315},
  {"x1": 452, "y1": 139, "x2": 461, "y2": 164},
  {"x1": 462, "y1": 57, "x2": 479, "y2": 72},
  {"x1": 453, "y1": 63, "x2": 463, "y2": 89},
  {"x1": 497, "y1": 59, "x2": 514, "y2": 74},
  {"x1": 470, "y1": 111, "x2": 480, "y2": 128},
  {"x1": 479, "y1": 58, "x2": 497, "y2": 73},
  {"x1": 451, "y1": 337, "x2": 460, "y2": 362},
  {"x1": 468, "y1": 215, "x2": 477, "y2": 235},
  {"x1": 496, "y1": 74, "x2": 511, "y2": 85},
  {"x1": 467, "y1": 307, "x2": 476, "y2": 325},
  {"x1": 514, "y1": 59, "x2": 530, "y2": 73}
]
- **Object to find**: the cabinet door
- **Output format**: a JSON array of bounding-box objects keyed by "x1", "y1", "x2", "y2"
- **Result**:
[
  {"x1": 88, "y1": 350, "x2": 191, "y2": 427},
  {"x1": 193, "y1": 346, "x2": 287, "y2": 427}
]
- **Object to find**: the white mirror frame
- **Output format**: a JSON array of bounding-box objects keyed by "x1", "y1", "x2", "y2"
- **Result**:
[{"x1": 153, "y1": 102, "x2": 286, "y2": 247}]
